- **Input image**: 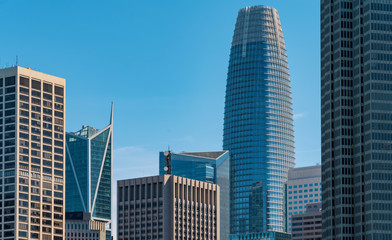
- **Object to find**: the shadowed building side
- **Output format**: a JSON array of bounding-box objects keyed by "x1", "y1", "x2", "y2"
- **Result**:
[{"x1": 321, "y1": 0, "x2": 392, "y2": 239}]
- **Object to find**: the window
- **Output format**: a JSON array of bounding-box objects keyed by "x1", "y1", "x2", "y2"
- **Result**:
[
  {"x1": 43, "y1": 83, "x2": 52, "y2": 93},
  {"x1": 20, "y1": 77, "x2": 29, "y2": 87},
  {"x1": 5, "y1": 76, "x2": 15, "y2": 86},
  {"x1": 32, "y1": 80, "x2": 41, "y2": 90},
  {"x1": 55, "y1": 86, "x2": 63, "y2": 96}
]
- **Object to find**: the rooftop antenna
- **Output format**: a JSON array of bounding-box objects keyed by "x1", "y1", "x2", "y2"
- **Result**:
[
  {"x1": 163, "y1": 146, "x2": 172, "y2": 175},
  {"x1": 16, "y1": 56, "x2": 18, "y2": 66}
]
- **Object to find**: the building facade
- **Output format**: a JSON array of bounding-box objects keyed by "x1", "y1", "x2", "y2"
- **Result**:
[
  {"x1": 65, "y1": 212, "x2": 106, "y2": 240},
  {"x1": 321, "y1": 0, "x2": 392, "y2": 239},
  {"x1": 159, "y1": 150, "x2": 230, "y2": 240},
  {"x1": 286, "y1": 165, "x2": 321, "y2": 232},
  {"x1": 0, "y1": 66, "x2": 66, "y2": 239},
  {"x1": 223, "y1": 5, "x2": 295, "y2": 234},
  {"x1": 230, "y1": 232, "x2": 290, "y2": 240},
  {"x1": 66, "y1": 109, "x2": 113, "y2": 240},
  {"x1": 291, "y1": 203, "x2": 322, "y2": 240},
  {"x1": 117, "y1": 175, "x2": 220, "y2": 240}
]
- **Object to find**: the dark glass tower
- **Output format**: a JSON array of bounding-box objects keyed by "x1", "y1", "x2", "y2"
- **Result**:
[
  {"x1": 223, "y1": 6, "x2": 295, "y2": 235},
  {"x1": 321, "y1": 1, "x2": 392, "y2": 239}
]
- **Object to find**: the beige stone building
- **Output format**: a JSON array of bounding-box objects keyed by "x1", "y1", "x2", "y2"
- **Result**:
[
  {"x1": 117, "y1": 174, "x2": 220, "y2": 240},
  {"x1": 291, "y1": 203, "x2": 322, "y2": 240},
  {"x1": 65, "y1": 212, "x2": 106, "y2": 240},
  {"x1": 0, "y1": 66, "x2": 66, "y2": 240}
]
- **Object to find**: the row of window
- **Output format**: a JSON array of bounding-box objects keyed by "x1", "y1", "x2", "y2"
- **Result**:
[{"x1": 288, "y1": 183, "x2": 321, "y2": 189}]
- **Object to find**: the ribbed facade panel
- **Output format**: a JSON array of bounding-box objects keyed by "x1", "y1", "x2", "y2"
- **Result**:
[{"x1": 321, "y1": 0, "x2": 392, "y2": 239}]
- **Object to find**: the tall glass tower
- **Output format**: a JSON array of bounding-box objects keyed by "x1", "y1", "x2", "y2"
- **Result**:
[
  {"x1": 223, "y1": 6, "x2": 295, "y2": 235},
  {"x1": 65, "y1": 107, "x2": 113, "y2": 240}
]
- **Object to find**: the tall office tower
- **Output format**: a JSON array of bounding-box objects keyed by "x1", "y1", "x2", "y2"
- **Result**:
[
  {"x1": 65, "y1": 111, "x2": 113, "y2": 240},
  {"x1": 290, "y1": 203, "x2": 322, "y2": 240},
  {"x1": 321, "y1": 1, "x2": 392, "y2": 239},
  {"x1": 117, "y1": 175, "x2": 220, "y2": 240},
  {"x1": 223, "y1": 6, "x2": 295, "y2": 234},
  {"x1": 286, "y1": 165, "x2": 321, "y2": 232},
  {"x1": 0, "y1": 66, "x2": 66, "y2": 240},
  {"x1": 159, "y1": 150, "x2": 230, "y2": 240}
]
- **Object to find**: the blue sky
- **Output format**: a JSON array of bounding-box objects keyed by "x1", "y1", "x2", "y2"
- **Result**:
[{"x1": 1, "y1": 0, "x2": 320, "y2": 237}]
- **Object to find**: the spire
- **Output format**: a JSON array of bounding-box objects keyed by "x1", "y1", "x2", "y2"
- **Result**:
[{"x1": 110, "y1": 102, "x2": 113, "y2": 125}]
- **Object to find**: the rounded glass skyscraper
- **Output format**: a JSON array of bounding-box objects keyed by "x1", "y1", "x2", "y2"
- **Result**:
[{"x1": 223, "y1": 6, "x2": 295, "y2": 234}]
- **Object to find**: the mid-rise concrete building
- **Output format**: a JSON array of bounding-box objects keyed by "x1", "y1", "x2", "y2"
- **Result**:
[
  {"x1": 0, "y1": 66, "x2": 66, "y2": 240},
  {"x1": 286, "y1": 165, "x2": 321, "y2": 232},
  {"x1": 65, "y1": 212, "x2": 106, "y2": 240},
  {"x1": 291, "y1": 203, "x2": 322, "y2": 240},
  {"x1": 159, "y1": 150, "x2": 229, "y2": 240},
  {"x1": 117, "y1": 175, "x2": 220, "y2": 240}
]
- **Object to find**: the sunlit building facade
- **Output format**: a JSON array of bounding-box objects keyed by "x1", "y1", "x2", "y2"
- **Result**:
[
  {"x1": 286, "y1": 165, "x2": 321, "y2": 232},
  {"x1": 117, "y1": 175, "x2": 220, "y2": 240},
  {"x1": 159, "y1": 150, "x2": 230, "y2": 240},
  {"x1": 223, "y1": 6, "x2": 295, "y2": 234},
  {"x1": 65, "y1": 212, "x2": 106, "y2": 240},
  {"x1": 66, "y1": 109, "x2": 113, "y2": 240},
  {"x1": 0, "y1": 66, "x2": 66, "y2": 240}
]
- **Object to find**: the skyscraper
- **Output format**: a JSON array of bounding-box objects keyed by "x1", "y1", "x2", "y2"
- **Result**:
[
  {"x1": 223, "y1": 6, "x2": 295, "y2": 234},
  {"x1": 159, "y1": 150, "x2": 230, "y2": 240},
  {"x1": 321, "y1": 1, "x2": 392, "y2": 239},
  {"x1": 0, "y1": 66, "x2": 66, "y2": 240},
  {"x1": 66, "y1": 109, "x2": 113, "y2": 240}
]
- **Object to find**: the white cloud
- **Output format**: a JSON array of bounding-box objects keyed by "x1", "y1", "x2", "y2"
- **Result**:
[{"x1": 294, "y1": 112, "x2": 307, "y2": 120}]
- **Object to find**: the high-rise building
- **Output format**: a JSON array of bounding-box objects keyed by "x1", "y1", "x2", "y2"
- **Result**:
[
  {"x1": 286, "y1": 165, "x2": 321, "y2": 232},
  {"x1": 321, "y1": 1, "x2": 392, "y2": 239},
  {"x1": 65, "y1": 212, "x2": 106, "y2": 240},
  {"x1": 223, "y1": 6, "x2": 295, "y2": 234},
  {"x1": 65, "y1": 109, "x2": 113, "y2": 240},
  {"x1": 290, "y1": 203, "x2": 322, "y2": 240},
  {"x1": 159, "y1": 150, "x2": 230, "y2": 240},
  {"x1": 117, "y1": 175, "x2": 220, "y2": 240},
  {"x1": 0, "y1": 66, "x2": 66, "y2": 240}
]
